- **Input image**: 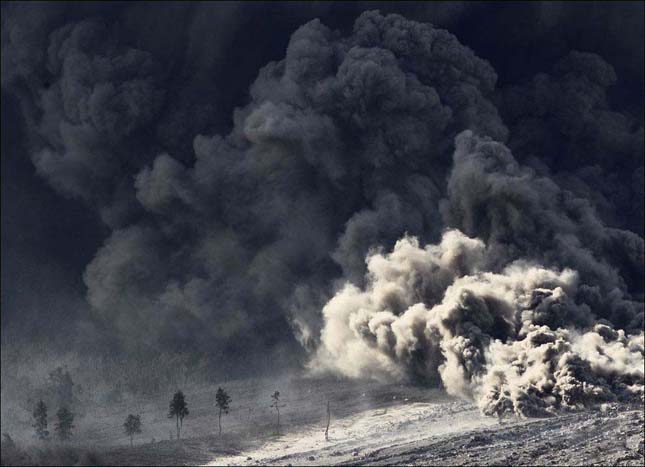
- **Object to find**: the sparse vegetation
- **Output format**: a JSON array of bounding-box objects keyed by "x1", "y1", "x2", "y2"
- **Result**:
[
  {"x1": 168, "y1": 391, "x2": 189, "y2": 439},
  {"x1": 0, "y1": 433, "x2": 102, "y2": 467},
  {"x1": 4, "y1": 373, "x2": 640, "y2": 467},
  {"x1": 215, "y1": 387, "x2": 231, "y2": 438}
]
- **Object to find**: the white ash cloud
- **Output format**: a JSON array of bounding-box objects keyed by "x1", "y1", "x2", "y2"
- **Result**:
[
  {"x1": 312, "y1": 128, "x2": 643, "y2": 416},
  {"x1": 312, "y1": 229, "x2": 644, "y2": 417},
  {"x1": 441, "y1": 131, "x2": 643, "y2": 332}
]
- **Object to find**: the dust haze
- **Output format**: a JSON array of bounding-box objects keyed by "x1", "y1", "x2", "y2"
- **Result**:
[{"x1": 1, "y1": 2, "x2": 643, "y2": 466}]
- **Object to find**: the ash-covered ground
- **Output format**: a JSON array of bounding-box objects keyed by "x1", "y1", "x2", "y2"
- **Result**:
[
  {"x1": 205, "y1": 384, "x2": 644, "y2": 467},
  {"x1": 230, "y1": 400, "x2": 644, "y2": 467},
  {"x1": 2, "y1": 376, "x2": 642, "y2": 466}
]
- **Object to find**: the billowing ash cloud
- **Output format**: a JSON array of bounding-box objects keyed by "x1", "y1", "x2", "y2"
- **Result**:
[
  {"x1": 442, "y1": 131, "x2": 644, "y2": 331},
  {"x1": 5, "y1": 10, "x2": 512, "y2": 354},
  {"x1": 2, "y1": 6, "x2": 643, "y2": 411},
  {"x1": 497, "y1": 51, "x2": 645, "y2": 237},
  {"x1": 312, "y1": 227, "x2": 643, "y2": 417}
]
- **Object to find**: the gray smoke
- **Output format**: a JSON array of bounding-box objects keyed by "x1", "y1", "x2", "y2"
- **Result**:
[
  {"x1": 2, "y1": 6, "x2": 643, "y2": 412},
  {"x1": 312, "y1": 126, "x2": 643, "y2": 416},
  {"x1": 312, "y1": 226, "x2": 643, "y2": 416}
]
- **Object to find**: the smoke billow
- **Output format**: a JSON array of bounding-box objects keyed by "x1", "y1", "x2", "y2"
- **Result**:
[
  {"x1": 312, "y1": 227, "x2": 644, "y2": 416},
  {"x1": 312, "y1": 125, "x2": 643, "y2": 416},
  {"x1": 2, "y1": 6, "x2": 643, "y2": 414}
]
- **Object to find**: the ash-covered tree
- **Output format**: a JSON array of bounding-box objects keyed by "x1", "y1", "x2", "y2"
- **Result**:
[
  {"x1": 215, "y1": 387, "x2": 231, "y2": 438},
  {"x1": 270, "y1": 391, "x2": 285, "y2": 436},
  {"x1": 123, "y1": 414, "x2": 142, "y2": 446},
  {"x1": 168, "y1": 391, "x2": 188, "y2": 439},
  {"x1": 32, "y1": 400, "x2": 49, "y2": 440},
  {"x1": 54, "y1": 407, "x2": 74, "y2": 441}
]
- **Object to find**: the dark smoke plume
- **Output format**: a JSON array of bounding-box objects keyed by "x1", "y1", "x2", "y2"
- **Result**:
[{"x1": 2, "y1": 5, "x2": 643, "y2": 415}]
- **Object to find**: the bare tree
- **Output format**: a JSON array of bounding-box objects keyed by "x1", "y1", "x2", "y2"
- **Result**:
[
  {"x1": 324, "y1": 401, "x2": 331, "y2": 441},
  {"x1": 123, "y1": 414, "x2": 142, "y2": 446}
]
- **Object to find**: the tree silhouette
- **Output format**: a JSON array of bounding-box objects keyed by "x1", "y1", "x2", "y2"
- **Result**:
[
  {"x1": 168, "y1": 391, "x2": 189, "y2": 439},
  {"x1": 123, "y1": 414, "x2": 142, "y2": 446},
  {"x1": 54, "y1": 407, "x2": 74, "y2": 441},
  {"x1": 270, "y1": 391, "x2": 285, "y2": 436},
  {"x1": 215, "y1": 387, "x2": 231, "y2": 438},
  {"x1": 32, "y1": 400, "x2": 49, "y2": 440}
]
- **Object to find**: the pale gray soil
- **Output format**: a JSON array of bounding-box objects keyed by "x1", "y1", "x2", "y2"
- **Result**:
[
  {"x1": 206, "y1": 400, "x2": 644, "y2": 467},
  {"x1": 2, "y1": 376, "x2": 643, "y2": 466},
  {"x1": 337, "y1": 405, "x2": 645, "y2": 466}
]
